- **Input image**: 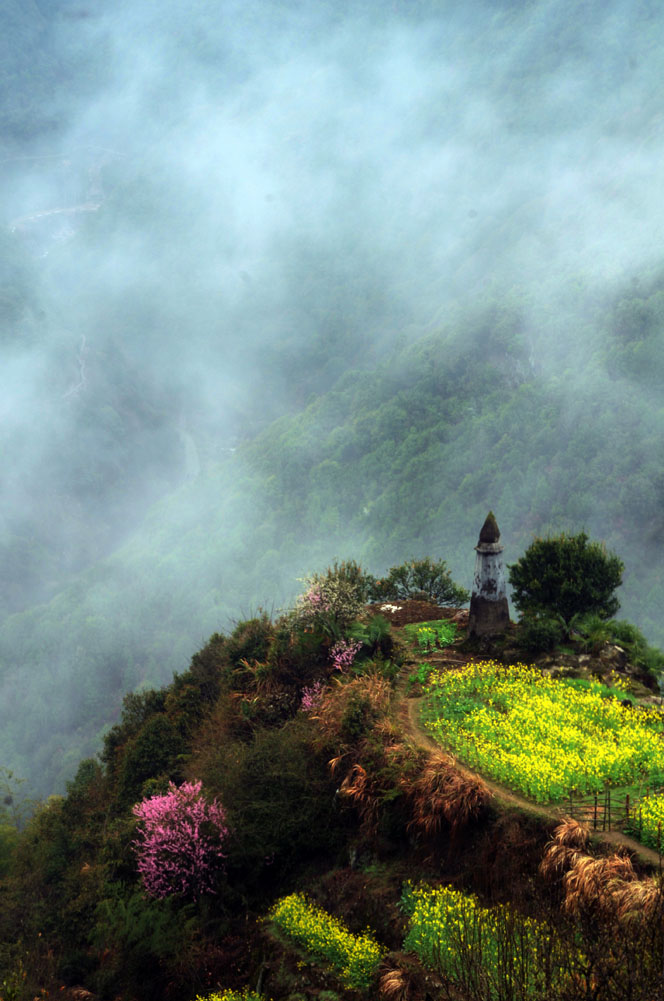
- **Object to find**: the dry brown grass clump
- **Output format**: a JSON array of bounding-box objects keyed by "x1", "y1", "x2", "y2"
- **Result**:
[
  {"x1": 540, "y1": 816, "x2": 664, "y2": 922},
  {"x1": 539, "y1": 816, "x2": 590, "y2": 880},
  {"x1": 314, "y1": 671, "x2": 393, "y2": 742},
  {"x1": 378, "y1": 952, "x2": 439, "y2": 1001},
  {"x1": 336, "y1": 762, "x2": 379, "y2": 832},
  {"x1": 563, "y1": 853, "x2": 637, "y2": 915},
  {"x1": 379, "y1": 966, "x2": 410, "y2": 1001},
  {"x1": 403, "y1": 749, "x2": 491, "y2": 842},
  {"x1": 319, "y1": 673, "x2": 423, "y2": 837},
  {"x1": 614, "y1": 877, "x2": 663, "y2": 921}
]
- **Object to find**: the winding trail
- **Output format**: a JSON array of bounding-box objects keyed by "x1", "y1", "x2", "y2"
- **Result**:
[{"x1": 394, "y1": 643, "x2": 663, "y2": 869}]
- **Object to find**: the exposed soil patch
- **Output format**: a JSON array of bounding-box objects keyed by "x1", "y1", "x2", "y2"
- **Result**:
[{"x1": 368, "y1": 600, "x2": 467, "y2": 628}]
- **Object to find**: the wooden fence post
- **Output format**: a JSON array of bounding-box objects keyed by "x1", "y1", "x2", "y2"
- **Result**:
[{"x1": 593, "y1": 792, "x2": 598, "y2": 830}]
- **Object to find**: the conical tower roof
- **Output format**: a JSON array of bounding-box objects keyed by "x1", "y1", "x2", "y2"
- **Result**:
[{"x1": 478, "y1": 510, "x2": 500, "y2": 544}]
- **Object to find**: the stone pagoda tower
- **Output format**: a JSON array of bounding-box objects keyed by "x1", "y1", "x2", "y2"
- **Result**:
[{"x1": 468, "y1": 511, "x2": 510, "y2": 637}]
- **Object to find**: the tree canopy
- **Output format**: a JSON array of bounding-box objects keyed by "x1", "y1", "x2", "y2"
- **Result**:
[{"x1": 508, "y1": 532, "x2": 624, "y2": 625}]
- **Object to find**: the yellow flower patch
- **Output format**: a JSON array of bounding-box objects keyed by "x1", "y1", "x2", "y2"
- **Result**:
[
  {"x1": 632, "y1": 792, "x2": 664, "y2": 850},
  {"x1": 421, "y1": 661, "x2": 664, "y2": 802},
  {"x1": 402, "y1": 882, "x2": 572, "y2": 999},
  {"x1": 267, "y1": 891, "x2": 384, "y2": 990}
]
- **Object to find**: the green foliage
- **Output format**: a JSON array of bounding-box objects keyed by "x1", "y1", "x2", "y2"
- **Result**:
[
  {"x1": 187, "y1": 631, "x2": 228, "y2": 704},
  {"x1": 569, "y1": 611, "x2": 615, "y2": 653},
  {"x1": 508, "y1": 532, "x2": 624, "y2": 626},
  {"x1": 339, "y1": 694, "x2": 378, "y2": 744},
  {"x1": 607, "y1": 619, "x2": 664, "y2": 678},
  {"x1": 116, "y1": 714, "x2": 186, "y2": 806},
  {"x1": 403, "y1": 619, "x2": 456, "y2": 654},
  {"x1": 516, "y1": 612, "x2": 565, "y2": 653},
  {"x1": 561, "y1": 677, "x2": 631, "y2": 703},
  {"x1": 407, "y1": 663, "x2": 436, "y2": 692},
  {"x1": 347, "y1": 614, "x2": 394, "y2": 661},
  {"x1": 0, "y1": 823, "x2": 18, "y2": 880},
  {"x1": 267, "y1": 616, "x2": 330, "y2": 685},
  {"x1": 101, "y1": 689, "x2": 168, "y2": 772},
  {"x1": 197, "y1": 717, "x2": 344, "y2": 890},
  {"x1": 91, "y1": 890, "x2": 198, "y2": 998},
  {"x1": 226, "y1": 614, "x2": 273, "y2": 668},
  {"x1": 401, "y1": 882, "x2": 567, "y2": 1000},
  {"x1": 367, "y1": 557, "x2": 469, "y2": 607}
]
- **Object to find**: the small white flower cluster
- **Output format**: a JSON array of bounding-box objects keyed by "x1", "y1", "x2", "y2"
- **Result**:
[{"x1": 380, "y1": 603, "x2": 402, "y2": 613}]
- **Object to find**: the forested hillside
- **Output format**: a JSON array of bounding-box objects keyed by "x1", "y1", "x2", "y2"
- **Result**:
[{"x1": 2, "y1": 568, "x2": 664, "y2": 1000}]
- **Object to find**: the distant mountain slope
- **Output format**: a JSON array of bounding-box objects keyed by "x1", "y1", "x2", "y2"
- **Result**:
[{"x1": 3, "y1": 274, "x2": 664, "y2": 794}]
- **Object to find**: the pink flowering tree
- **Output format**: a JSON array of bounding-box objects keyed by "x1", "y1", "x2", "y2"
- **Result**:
[
  {"x1": 330, "y1": 638, "x2": 362, "y2": 671},
  {"x1": 132, "y1": 780, "x2": 228, "y2": 899}
]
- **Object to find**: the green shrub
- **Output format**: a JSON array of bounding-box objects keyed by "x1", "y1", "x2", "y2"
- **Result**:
[
  {"x1": 403, "y1": 619, "x2": 456, "y2": 654},
  {"x1": 116, "y1": 715, "x2": 185, "y2": 805},
  {"x1": 198, "y1": 718, "x2": 343, "y2": 891},
  {"x1": 339, "y1": 693, "x2": 377, "y2": 744},
  {"x1": 0, "y1": 822, "x2": 18, "y2": 879},
  {"x1": 187, "y1": 631, "x2": 228, "y2": 703},
  {"x1": 407, "y1": 663, "x2": 436, "y2": 692},
  {"x1": 367, "y1": 557, "x2": 469, "y2": 607},
  {"x1": 608, "y1": 619, "x2": 664, "y2": 677},
  {"x1": 569, "y1": 612, "x2": 614, "y2": 653},
  {"x1": 226, "y1": 614, "x2": 273, "y2": 668},
  {"x1": 516, "y1": 612, "x2": 565, "y2": 652},
  {"x1": 509, "y1": 532, "x2": 624, "y2": 626},
  {"x1": 101, "y1": 689, "x2": 167, "y2": 772},
  {"x1": 267, "y1": 617, "x2": 330, "y2": 685},
  {"x1": 91, "y1": 890, "x2": 198, "y2": 999},
  {"x1": 347, "y1": 614, "x2": 393, "y2": 660}
]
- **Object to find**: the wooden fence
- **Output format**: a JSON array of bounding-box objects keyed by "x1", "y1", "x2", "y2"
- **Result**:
[{"x1": 562, "y1": 785, "x2": 664, "y2": 848}]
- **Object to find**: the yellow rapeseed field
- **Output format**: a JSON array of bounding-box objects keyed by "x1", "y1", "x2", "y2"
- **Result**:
[
  {"x1": 267, "y1": 892, "x2": 384, "y2": 990},
  {"x1": 401, "y1": 882, "x2": 571, "y2": 998},
  {"x1": 421, "y1": 661, "x2": 664, "y2": 802}
]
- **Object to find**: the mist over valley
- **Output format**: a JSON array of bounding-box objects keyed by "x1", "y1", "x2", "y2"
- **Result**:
[{"x1": 2, "y1": 0, "x2": 664, "y2": 795}]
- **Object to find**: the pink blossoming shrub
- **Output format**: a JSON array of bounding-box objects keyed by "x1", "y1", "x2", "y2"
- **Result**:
[
  {"x1": 132, "y1": 780, "x2": 228, "y2": 899},
  {"x1": 300, "y1": 679, "x2": 325, "y2": 712},
  {"x1": 330, "y1": 638, "x2": 362, "y2": 671},
  {"x1": 292, "y1": 563, "x2": 367, "y2": 635},
  {"x1": 300, "y1": 583, "x2": 331, "y2": 616}
]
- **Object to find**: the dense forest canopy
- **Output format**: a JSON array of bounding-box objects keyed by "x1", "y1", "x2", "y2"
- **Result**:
[{"x1": 2, "y1": 0, "x2": 664, "y2": 795}]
